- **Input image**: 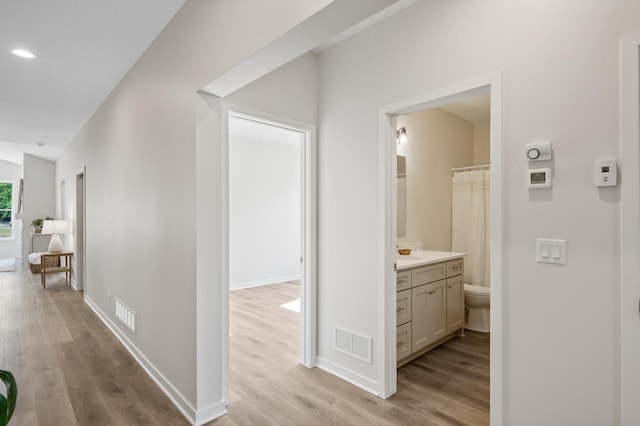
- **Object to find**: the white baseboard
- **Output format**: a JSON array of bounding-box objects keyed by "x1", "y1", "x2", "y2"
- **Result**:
[
  {"x1": 316, "y1": 356, "x2": 379, "y2": 397},
  {"x1": 194, "y1": 402, "x2": 227, "y2": 426},
  {"x1": 85, "y1": 295, "x2": 222, "y2": 425},
  {"x1": 230, "y1": 274, "x2": 300, "y2": 291}
]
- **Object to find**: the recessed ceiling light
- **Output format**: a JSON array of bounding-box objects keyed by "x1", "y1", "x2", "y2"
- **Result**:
[{"x1": 10, "y1": 48, "x2": 36, "y2": 59}]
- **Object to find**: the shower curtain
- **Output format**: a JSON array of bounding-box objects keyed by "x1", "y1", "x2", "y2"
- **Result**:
[{"x1": 451, "y1": 169, "x2": 490, "y2": 287}]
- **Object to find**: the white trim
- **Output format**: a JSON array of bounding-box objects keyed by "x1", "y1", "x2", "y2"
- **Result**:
[
  {"x1": 222, "y1": 103, "x2": 318, "y2": 400},
  {"x1": 316, "y1": 356, "x2": 379, "y2": 396},
  {"x1": 75, "y1": 167, "x2": 86, "y2": 292},
  {"x1": 620, "y1": 31, "x2": 640, "y2": 426},
  {"x1": 83, "y1": 296, "x2": 226, "y2": 425},
  {"x1": 193, "y1": 403, "x2": 227, "y2": 426},
  {"x1": 230, "y1": 274, "x2": 301, "y2": 291},
  {"x1": 377, "y1": 72, "x2": 504, "y2": 425}
]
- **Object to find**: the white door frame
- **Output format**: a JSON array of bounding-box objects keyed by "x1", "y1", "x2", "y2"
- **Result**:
[
  {"x1": 620, "y1": 31, "x2": 640, "y2": 426},
  {"x1": 377, "y1": 72, "x2": 503, "y2": 424},
  {"x1": 75, "y1": 167, "x2": 86, "y2": 292},
  {"x1": 221, "y1": 103, "x2": 317, "y2": 403}
]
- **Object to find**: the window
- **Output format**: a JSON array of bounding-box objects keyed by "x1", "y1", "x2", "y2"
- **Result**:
[{"x1": 0, "y1": 182, "x2": 13, "y2": 238}]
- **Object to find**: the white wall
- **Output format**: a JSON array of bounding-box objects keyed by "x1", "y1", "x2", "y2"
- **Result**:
[
  {"x1": 22, "y1": 154, "x2": 55, "y2": 262},
  {"x1": 316, "y1": 0, "x2": 640, "y2": 424},
  {"x1": 397, "y1": 108, "x2": 474, "y2": 250},
  {"x1": 54, "y1": 1, "x2": 329, "y2": 422},
  {"x1": 474, "y1": 121, "x2": 490, "y2": 165},
  {"x1": 229, "y1": 133, "x2": 301, "y2": 290},
  {"x1": 0, "y1": 159, "x2": 23, "y2": 259}
]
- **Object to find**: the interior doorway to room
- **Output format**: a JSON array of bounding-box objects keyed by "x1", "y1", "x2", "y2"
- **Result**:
[
  {"x1": 75, "y1": 169, "x2": 86, "y2": 291},
  {"x1": 380, "y1": 73, "x2": 503, "y2": 424},
  {"x1": 394, "y1": 93, "x2": 492, "y2": 424},
  {"x1": 226, "y1": 111, "x2": 314, "y2": 404}
]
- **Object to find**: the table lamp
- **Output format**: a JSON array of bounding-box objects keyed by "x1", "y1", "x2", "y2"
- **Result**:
[{"x1": 41, "y1": 220, "x2": 68, "y2": 253}]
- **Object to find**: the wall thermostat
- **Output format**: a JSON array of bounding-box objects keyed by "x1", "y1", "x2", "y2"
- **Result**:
[
  {"x1": 595, "y1": 159, "x2": 617, "y2": 187},
  {"x1": 528, "y1": 168, "x2": 552, "y2": 189},
  {"x1": 526, "y1": 141, "x2": 552, "y2": 161}
]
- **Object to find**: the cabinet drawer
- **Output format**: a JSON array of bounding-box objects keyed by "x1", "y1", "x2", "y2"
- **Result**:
[
  {"x1": 397, "y1": 322, "x2": 412, "y2": 361},
  {"x1": 396, "y1": 270, "x2": 411, "y2": 291},
  {"x1": 412, "y1": 263, "x2": 446, "y2": 287},
  {"x1": 396, "y1": 289, "x2": 411, "y2": 326},
  {"x1": 447, "y1": 259, "x2": 464, "y2": 277}
]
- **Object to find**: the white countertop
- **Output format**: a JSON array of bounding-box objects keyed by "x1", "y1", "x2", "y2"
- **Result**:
[{"x1": 396, "y1": 250, "x2": 465, "y2": 271}]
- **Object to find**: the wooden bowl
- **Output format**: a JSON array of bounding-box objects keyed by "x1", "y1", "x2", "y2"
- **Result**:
[{"x1": 397, "y1": 248, "x2": 412, "y2": 255}]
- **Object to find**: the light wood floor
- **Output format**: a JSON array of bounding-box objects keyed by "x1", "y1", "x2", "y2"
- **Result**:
[
  {"x1": 218, "y1": 281, "x2": 489, "y2": 425},
  {"x1": 0, "y1": 269, "x2": 189, "y2": 425},
  {"x1": 1, "y1": 271, "x2": 489, "y2": 425}
]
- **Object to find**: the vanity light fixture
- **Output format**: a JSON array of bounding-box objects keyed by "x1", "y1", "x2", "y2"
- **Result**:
[
  {"x1": 396, "y1": 126, "x2": 408, "y2": 146},
  {"x1": 10, "y1": 48, "x2": 36, "y2": 59}
]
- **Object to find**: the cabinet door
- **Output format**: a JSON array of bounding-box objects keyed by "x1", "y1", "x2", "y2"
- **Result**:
[
  {"x1": 446, "y1": 275, "x2": 464, "y2": 333},
  {"x1": 396, "y1": 289, "x2": 412, "y2": 326},
  {"x1": 411, "y1": 280, "x2": 446, "y2": 352},
  {"x1": 396, "y1": 322, "x2": 412, "y2": 361}
]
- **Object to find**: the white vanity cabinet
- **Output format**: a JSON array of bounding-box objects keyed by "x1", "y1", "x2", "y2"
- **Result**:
[{"x1": 396, "y1": 252, "x2": 465, "y2": 365}]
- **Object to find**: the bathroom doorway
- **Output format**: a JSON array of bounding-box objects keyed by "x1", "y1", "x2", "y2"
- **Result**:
[
  {"x1": 395, "y1": 93, "x2": 491, "y2": 422},
  {"x1": 379, "y1": 73, "x2": 503, "y2": 423}
]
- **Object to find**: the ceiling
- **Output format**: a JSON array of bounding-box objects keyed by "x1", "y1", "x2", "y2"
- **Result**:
[
  {"x1": 0, "y1": 0, "x2": 186, "y2": 164},
  {"x1": 439, "y1": 93, "x2": 491, "y2": 124}
]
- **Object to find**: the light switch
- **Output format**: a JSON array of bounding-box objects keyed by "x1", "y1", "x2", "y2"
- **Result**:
[
  {"x1": 537, "y1": 239, "x2": 567, "y2": 264},
  {"x1": 541, "y1": 243, "x2": 550, "y2": 258}
]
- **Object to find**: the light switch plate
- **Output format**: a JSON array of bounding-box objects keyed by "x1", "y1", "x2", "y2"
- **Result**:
[{"x1": 536, "y1": 239, "x2": 566, "y2": 264}]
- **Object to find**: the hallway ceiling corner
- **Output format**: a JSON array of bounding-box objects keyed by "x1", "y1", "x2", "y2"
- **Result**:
[{"x1": 0, "y1": 0, "x2": 186, "y2": 161}]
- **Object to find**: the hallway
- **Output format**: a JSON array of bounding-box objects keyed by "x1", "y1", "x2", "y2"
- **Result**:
[{"x1": 0, "y1": 269, "x2": 187, "y2": 425}]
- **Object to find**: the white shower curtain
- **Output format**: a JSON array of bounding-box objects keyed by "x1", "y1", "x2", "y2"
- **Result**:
[{"x1": 451, "y1": 169, "x2": 490, "y2": 287}]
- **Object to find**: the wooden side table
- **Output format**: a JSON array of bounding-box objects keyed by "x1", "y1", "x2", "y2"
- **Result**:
[{"x1": 41, "y1": 252, "x2": 73, "y2": 289}]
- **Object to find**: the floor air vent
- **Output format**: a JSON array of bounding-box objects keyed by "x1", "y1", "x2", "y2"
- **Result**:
[
  {"x1": 334, "y1": 327, "x2": 372, "y2": 364},
  {"x1": 115, "y1": 298, "x2": 136, "y2": 334}
]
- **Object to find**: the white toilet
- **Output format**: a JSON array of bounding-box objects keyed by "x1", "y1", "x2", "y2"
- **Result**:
[{"x1": 464, "y1": 284, "x2": 490, "y2": 333}]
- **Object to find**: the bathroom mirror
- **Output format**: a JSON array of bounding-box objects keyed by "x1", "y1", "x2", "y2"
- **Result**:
[{"x1": 397, "y1": 155, "x2": 406, "y2": 237}]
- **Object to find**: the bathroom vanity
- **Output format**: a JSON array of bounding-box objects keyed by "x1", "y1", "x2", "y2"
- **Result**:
[{"x1": 396, "y1": 250, "x2": 465, "y2": 366}]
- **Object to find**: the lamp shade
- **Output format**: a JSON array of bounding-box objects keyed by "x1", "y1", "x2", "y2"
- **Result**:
[{"x1": 42, "y1": 220, "x2": 68, "y2": 235}]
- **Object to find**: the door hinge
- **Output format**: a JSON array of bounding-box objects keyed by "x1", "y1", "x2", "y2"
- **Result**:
[
  {"x1": 394, "y1": 262, "x2": 397, "y2": 272},
  {"x1": 300, "y1": 256, "x2": 303, "y2": 263}
]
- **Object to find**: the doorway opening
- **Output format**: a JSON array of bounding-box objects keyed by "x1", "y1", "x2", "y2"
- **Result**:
[
  {"x1": 225, "y1": 110, "x2": 316, "y2": 405},
  {"x1": 379, "y1": 72, "x2": 503, "y2": 424},
  {"x1": 620, "y1": 31, "x2": 640, "y2": 425},
  {"x1": 75, "y1": 168, "x2": 86, "y2": 291},
  {"x1": 395, "y1": 92, "x2": 491, "y2": 423}
]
